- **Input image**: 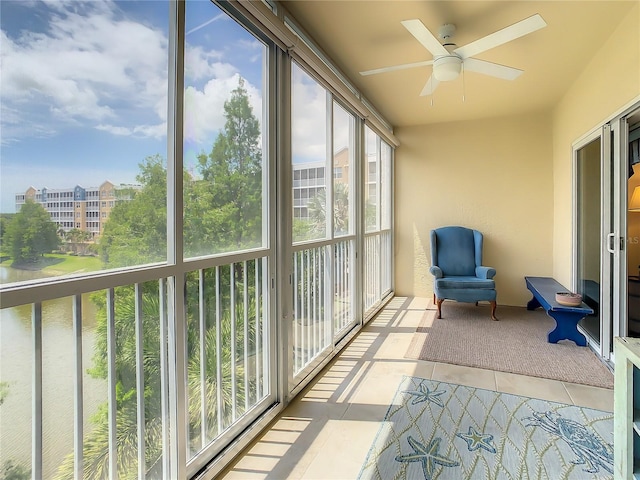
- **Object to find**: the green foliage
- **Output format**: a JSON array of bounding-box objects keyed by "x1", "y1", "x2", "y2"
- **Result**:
[
  {"x1": 64, "y1": 228, "x2": 92, "y2": 255},
  {"x1": 1, "y1": 461, "x2": 30, "y2": 480},
  {"x1": 55, "y1": 283, "x2": 165, "y2": 480},
  {"x1": 56, "y1": 79, "x2": 265, "y2": 479},
  {"x1": 0, "y1": 214, "x2": 15, "y2": 252},
  {"x1": 4, "y1": 200, "x2": 59, "y2": 264},
  {"x1": 0, "y1": 381, "x2": 8, "y2": 405},
  {"x1": 295, "y1": 183, "x2": 351, "y2": 242},
  {"x1": 187, "y1": 78, "x2": 262, "y2": 256},
  {"x1": 100, "y1": 155, "x2": 168, "y2": 267}
]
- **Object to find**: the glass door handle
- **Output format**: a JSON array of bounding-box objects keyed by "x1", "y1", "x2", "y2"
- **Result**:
[{"x1": 607, "y1": 233, "x2": 616, "y2": 254}]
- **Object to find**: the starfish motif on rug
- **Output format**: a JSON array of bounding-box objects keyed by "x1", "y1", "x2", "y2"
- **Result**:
[
  {"x1": 403, "y1": 382, "x2": 446, "y2": 406},
  {"x1": 456, "y1": 426, "x2": 497, "y2": 453},
  {"x1": 395, "y1": 436, "x2": 460, "y2": 479}
]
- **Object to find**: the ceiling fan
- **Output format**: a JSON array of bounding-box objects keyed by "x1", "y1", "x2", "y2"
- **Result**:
[{"x1": 360, "y1": 14, "x2": 547, "y2": 96}]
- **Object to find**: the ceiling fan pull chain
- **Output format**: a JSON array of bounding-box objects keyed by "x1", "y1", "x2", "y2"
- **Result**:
[{"x1": 462, "y1": 64, "x2": 466, "y2": 102}]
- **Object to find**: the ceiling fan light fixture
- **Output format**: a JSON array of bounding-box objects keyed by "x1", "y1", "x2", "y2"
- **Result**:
[{"x1": 433, "y1": 55, "x2": 462, "y2": 81}]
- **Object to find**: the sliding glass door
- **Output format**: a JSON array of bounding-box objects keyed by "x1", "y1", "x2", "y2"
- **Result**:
[
  {"x1": 575, "y1": 134, "x2": 605, "y2": 346},
  {"x1": 574, "y1": 126, "x2": 616, "y2": 360},
  {"x1": 574, "y1": 105, "x2": 640, "y2": 362}
]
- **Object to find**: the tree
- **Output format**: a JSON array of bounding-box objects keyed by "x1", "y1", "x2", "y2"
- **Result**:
[
  {"x1": 0, "y1": 214, "x2": 15, "y2": 252},
  {"x1": 100, "y1": 155, "x2": 168, "y2": 267},
  {"x1": 5, "y1": 200, "x2": 59, "y2": 264},
  {"x1": 66, "y1": 228, "x2": 92, "y2": 255},
  {"x1": 1, "y1": 461, "x2": 30, "y2": 480},
  {"x1": 187, "y1": 78, "x2": 262, "y2": 256},
  {"x1": 57, "y1": 81, "x2": 264, "y2": 479},
  {"x1": 305, "y1": 182, "x2": 351, "y2": 239}
]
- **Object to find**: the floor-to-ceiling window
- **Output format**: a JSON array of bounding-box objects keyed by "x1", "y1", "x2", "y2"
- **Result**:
[
  {"x1": 290, "y1": 63, "x2": 357, "y2": 383},
  {"x1": 363, "y1": 126, "x2": 393, "y2": 316},
  {"x1": 182, "y1": 1, "x2": 274, "y2": 472},
  {"x1": 0, "y1": 1, "x2": 394, "y2": 477},
  {"x1": 1, "y1": 2, "x2": 173, "y2": 478}
]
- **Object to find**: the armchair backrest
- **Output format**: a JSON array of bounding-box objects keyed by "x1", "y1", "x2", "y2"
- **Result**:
[{"x1": 430, "y1": 226, "x2": 483, "y2": 276}]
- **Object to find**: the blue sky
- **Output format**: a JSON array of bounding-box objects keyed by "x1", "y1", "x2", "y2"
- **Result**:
[
  {"x1": 0, "y1": 0, "x2": 263, "y2": 212},
  {"x1": 0, "y1": 0, "x2": 337, "y2": 213}
]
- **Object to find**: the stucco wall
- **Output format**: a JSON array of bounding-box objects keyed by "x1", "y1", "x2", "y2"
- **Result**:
[
  {"x1": 394, "y1": 112, "x2": 553, "y2": 306},
  {"x1": 552, "y1": 4, "x2": 640, "y2": 287}
]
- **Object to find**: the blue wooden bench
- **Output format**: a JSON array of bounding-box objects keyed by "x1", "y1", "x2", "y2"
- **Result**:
[{"x1": 524, "y1": 276, "x2": 593, "y2": 347}]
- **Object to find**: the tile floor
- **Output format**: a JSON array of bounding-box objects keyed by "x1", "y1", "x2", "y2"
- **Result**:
[{"x1": 221, "y1": 297, "x2": 614, "y2": 479}]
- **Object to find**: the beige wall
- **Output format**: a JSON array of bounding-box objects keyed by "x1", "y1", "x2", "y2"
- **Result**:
[
  {"x1": 393, "y1": 5, "x2": 639, "y2": 307},
  {"x1": 395, "y1": 112, "x2": 553, "y2": 306},
  {"x1": 552, "y1": 4, "x2": 640, "y2": 287}
]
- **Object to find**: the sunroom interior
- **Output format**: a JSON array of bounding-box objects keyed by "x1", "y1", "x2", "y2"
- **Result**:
[{"x1": 1, "y1": 0, "x2": 639, "y2": 479}]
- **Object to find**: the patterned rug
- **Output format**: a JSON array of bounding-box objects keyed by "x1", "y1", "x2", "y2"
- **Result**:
[{"x1": 358, "y1": 376, "x2": 613, "y2": 480}]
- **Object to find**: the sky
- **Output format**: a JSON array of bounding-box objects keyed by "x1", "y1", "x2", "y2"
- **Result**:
[{"x1": 0, "y1": 0, "x2": 334, "y2": 213}]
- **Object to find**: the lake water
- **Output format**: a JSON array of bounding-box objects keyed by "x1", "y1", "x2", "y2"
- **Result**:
[{"x1": 0, "y1": 266, "x2": 106, "y2": 478}]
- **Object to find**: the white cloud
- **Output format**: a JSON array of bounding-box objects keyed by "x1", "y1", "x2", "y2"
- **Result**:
[
  {"x1": 184, "y1": 73, "x2": 263, "y2": 145},
  {"x1": 185, "y1": 44, "x2": 232, "y2": 82},
  {"x1": 0, "y1": 104, "x2": 56, "y2": 146},
  {"x1": 1, "y1": 1, "x2": 168, "y2": 142},
  {"x1": 1, "y1": 1, "x2": 266, "y2": 149},
  {"x1": 96, "y1": 122, "x2": 166, "y2": 139},
  {"x1": 292, "y1": 67, "x2": 329, "y2": 163}
]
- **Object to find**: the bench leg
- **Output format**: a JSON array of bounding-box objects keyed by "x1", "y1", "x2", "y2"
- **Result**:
[
  {"x1": 436, "y1": 298, "x2": 444, "y2": 319},
  {"x1": 547, "y1": 311, "x2": 587, "y2": 347},
  {"x1": 526, "y1": 296, "x2": 541, "y2": 311},
  {"x1": 490, "y1": 301, "x2": 498, "y2": 321}
]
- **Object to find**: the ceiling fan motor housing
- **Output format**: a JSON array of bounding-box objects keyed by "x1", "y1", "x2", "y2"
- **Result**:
[{"x1": 433, "y1": 55, "x2": 462, "y2": 81}]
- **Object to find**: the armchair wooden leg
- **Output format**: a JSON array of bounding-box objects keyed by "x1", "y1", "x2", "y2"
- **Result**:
[
  {"x1": 490, "y1": 301, "x2": 498, "y2": 321},
  {"x1": 436, "y1": 298, "x2": 444, "y2": 319}
]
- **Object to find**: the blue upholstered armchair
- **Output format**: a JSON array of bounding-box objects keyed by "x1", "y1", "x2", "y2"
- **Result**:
[{"x1": 430, "y1": 226, "x2": 497, "y2": 320}]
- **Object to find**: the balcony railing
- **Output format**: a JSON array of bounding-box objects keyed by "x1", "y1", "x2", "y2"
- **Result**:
[{"x1": 0, "y1": 255, "x2": 271, "y2": 479}]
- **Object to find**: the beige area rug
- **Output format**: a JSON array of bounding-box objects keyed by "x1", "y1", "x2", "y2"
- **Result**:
[{"x1": 406, "y1": 302, "x2": 614, "y2": 389}]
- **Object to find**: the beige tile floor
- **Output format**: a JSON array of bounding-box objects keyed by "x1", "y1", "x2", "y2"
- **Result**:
[{"x1": 221, "y1": 296, "x2": 614, "y2": 479}]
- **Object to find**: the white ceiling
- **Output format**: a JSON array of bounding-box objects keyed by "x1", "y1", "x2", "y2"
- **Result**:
[{"x1": 282, "y1": 1, "x2": 636, "y2": 128}]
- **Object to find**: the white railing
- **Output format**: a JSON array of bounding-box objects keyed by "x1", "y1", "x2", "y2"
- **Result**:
[
  {"x1": 0, "y1": 256, "x2": 269, "y2": 479},
  {"x1": 291, "y1": 238, "x2": 355, "y2": 377},
  {"x1": 333, "y1": 239, "x2": 355, "y2": 335},
  {"x1": 364, "y1": 230, "x2": 392, "y2": 315},
  {"x1": 186, "y1": 258, "x2": 269, "y2": 460},
  {"x1": 292, "y1": 245, "x2": 329, "y2": 375}
]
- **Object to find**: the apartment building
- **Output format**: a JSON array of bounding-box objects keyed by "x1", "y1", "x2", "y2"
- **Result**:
[
  {"x1": 293, "y1": 147, "x2": 371, "y2": 221},
  {"x1": 15, "y1": 181, "x2": 138, "y2": 238}
]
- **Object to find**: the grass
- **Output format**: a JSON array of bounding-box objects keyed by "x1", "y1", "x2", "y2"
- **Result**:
[
  {"x1": 42, "y1": 253, "x2": 102, "y2": 275},
  {"x1": 3, "y1": 253, "x2": 103, "y2": 275}
]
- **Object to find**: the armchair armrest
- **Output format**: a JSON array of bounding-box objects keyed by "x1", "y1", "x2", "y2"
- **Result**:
[
  {"x1": 476, "y1": 266, "x2": 496, "y2": 279},
  {"x1": 430, "y1": 266, "x2": 443, "y2": 278}
]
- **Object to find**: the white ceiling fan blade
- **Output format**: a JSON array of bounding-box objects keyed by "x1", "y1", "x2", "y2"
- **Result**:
[
  {"x1": 454, "y1": 14, "x2": 546, "y2": 59},
  {"x1": 419, "y1": 75, "x2": 440, "y2": 96},
  {"x1": 401, "y1": 19, "x2": 449, "y2": 57},
  {"x1": 462, "y1": 58, "x2": 523, "y2": 80},
  {"x1": 360, "y1": 60, "x2": 434, "y2": 76}
]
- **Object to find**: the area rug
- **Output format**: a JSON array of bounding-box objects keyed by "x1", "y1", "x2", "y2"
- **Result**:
[
  {"x1": 358, "y1": 376, "x2": 614, "y2": 480},
  {"x1": 405, "y1": 303, "x2": 614, "y2": 389}
]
